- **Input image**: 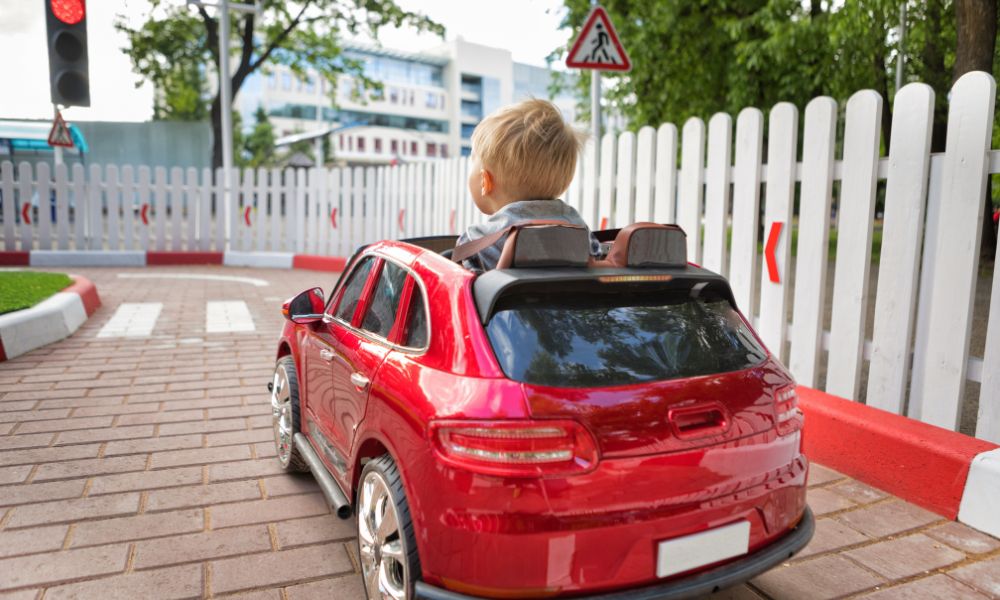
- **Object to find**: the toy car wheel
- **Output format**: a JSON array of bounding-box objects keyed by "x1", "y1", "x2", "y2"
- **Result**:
[
  {"x1": 269, "y1": 357, "x2": 307, "y2": 472},
  {"x1": 358, "y1": 455, "x2": 420, "y2": 600}
]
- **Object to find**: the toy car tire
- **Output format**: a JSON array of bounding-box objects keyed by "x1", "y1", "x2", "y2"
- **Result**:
[
  {"x1": 358, "y1": 454, "x2": 421, "y2": 600},
  {"x1": 270, "y1": 356, "x2": 308, "y2": 472}
]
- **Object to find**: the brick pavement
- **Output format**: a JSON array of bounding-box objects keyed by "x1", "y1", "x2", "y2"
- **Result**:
[{"x1": 0, "y1": 266, "x2": 997, "y2": 599}]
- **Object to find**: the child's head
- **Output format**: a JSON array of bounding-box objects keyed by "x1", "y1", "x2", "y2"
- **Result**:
[{"x1": 468, "y1": 98, "x2": 585, "y2": 214}]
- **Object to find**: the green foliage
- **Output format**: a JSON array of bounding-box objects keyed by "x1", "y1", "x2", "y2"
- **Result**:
[
  {"x1": 245, "y1": 107, "x2": 277, "y2": 167},
  {"x1": 0, "y1": 272, "x2": 73, "y2": 315}
]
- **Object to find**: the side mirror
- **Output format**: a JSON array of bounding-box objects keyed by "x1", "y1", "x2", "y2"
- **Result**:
[{"x1": 282, "y1": 288, "x2": 325, "y2": 324}]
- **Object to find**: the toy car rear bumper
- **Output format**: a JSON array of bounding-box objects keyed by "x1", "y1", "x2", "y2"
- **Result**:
[{"x1": 414, "y1": 506, "x2": 814, "y2": 600}]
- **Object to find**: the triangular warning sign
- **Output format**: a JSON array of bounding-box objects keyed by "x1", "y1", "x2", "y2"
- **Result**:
[
  {"x1": 48, "y1": 111, "x2": 74, "y2": 148},
  {"x1": 566, "y1": 6, "x2": 631, "y2": 72}
]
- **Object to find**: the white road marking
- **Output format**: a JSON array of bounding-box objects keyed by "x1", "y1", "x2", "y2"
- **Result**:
[
  {"x1": 97, "y1": 302, "x2": 163, "y2": 338},
  {"x1": 117, "y1": 273, "x2": 270, "y2": 287},
  {"x1": 206, "y1": 301, "x2": 256, "y2": 333}
]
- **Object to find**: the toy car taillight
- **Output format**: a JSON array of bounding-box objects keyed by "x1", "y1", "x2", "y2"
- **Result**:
[
  {"x1": 774, "y1": 385, "x2": 803, "y2": 436},
  {"x1": 429, "y1": 420, "x2": 599, "y2": 477}
]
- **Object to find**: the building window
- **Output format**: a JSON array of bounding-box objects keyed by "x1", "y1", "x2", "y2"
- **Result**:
[
  {"x1": 425, "y1": 92, "x2": 437, "y2": 109},
  {"x1": 268, "y1": 72, "x2": 277, "y2": 89},
  {"x1": 389, "y1": 87, "x2": 399, "y2": 104},
  {"x1": 375, "y1": 138, "x2": 383, "y2": 153},
  {"x1": 426, "y1": 142, "x2": 437, "y2": 157},
  {"x1": 410, "y1": 141, "x2": 418, "y2": 155},
  {"x1": 441, "y1": 144, "x2": 448, "y2": 158},
  {"x1": 349, "y1": 137, "x2": 354, "y2": 151},
  {"x1": 461, "y1": 145, "x2": 472, "y2": 157},
  {"x1": 339, "y1": 135, "x2": 344, "y2": 150},
  {"x1": 358, "y1": 137, "x2": 366, "y2": 152},
  {"x1": 390, "y1": 139, "x2": 398, "y2": 154},
  {"x1": 401, "y1": 140, "x2": 407, "y2": 155},
  {"x1": 282, "y1": 72, "x2": 292, "y2": 90}
]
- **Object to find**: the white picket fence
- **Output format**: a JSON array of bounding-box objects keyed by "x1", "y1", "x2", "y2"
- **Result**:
[{"x1": 1, "y1": 72, "x2": 999, "y2": 443}]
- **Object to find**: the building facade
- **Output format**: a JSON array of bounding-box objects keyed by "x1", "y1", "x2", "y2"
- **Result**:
[{"x1": 236, "y1": 38, "x2": 578, "y2": 166}]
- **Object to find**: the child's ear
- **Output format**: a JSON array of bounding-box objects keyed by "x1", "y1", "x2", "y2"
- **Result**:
[{"x1": 481, "y1": 169, "x2": 495, "y2": 196}]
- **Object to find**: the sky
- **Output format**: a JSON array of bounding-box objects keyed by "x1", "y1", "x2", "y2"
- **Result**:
[{"x1": 0, "y1": 0, "x2": 572, "y2": 123}]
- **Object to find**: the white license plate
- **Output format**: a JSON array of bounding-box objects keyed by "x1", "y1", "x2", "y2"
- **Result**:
[{"x1": 656, "y1": 521, "x2": 751, "y2": 578}]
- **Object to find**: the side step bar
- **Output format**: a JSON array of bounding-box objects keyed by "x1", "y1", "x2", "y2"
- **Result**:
[{"x1": 294, "y1": 432, "x2": 353, "y2": 519}]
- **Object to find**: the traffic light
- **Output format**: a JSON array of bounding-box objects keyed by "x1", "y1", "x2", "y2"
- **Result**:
[{"x1": 45, "y1": 0, "x2": 90, "y2": 107}]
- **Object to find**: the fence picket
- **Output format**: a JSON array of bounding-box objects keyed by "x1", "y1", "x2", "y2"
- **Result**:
[
  {"x1": 634, "y1": 126, "x2": 656, "y2": 223},
  {"x1": 353, "y1": 167, "x2": 365, "y2": 249},
  {"x1": 703, "y1": 113, "x2": 733, "y2": 275},
  {"x1": 365, "y1": 167, "x2": 378, "y2": 244},
  {"x1": 271, "y1": 169, "x2": 284, "y2": 251},
  {"x1": 826, "y1": 90, "x2": 883, "y2": 400},
  {"x1": 239, "y1": 168, "x2": 254, "y2": 252},
  {"x1": 198, "y1": 168, "x2": 211, "y2": 251},
  {"x1": 17, "y1": 162, "x2": 32, "y2": 251},
  {"x1": 36, "y1": 162, "x2": 52, "y2": 250},
  {"x1": 167, "y1": 167, "x2": 182, "y2": 251},
  {"x1": 979, "y1": 261, "x2": 1000, "y2": 442},
  {"x1": 614, "y1": 131, "x2": 636, "y2": 228},
  {"x1": 213, "y1": 168, "x2": 225, "y2": 252},
  {"x1": 120, "y1": 166, "x2": 136, "y2": 251},
  {"x1": 729, "y1": 109, "x2": 764, "y2": 314},
  {"x1": 581, "y1": 140, "x2": 598, "y2": 228},
  {"x1": 789, "y1": 97, "x2": 838, "y2": 387},
  {"x1": 71, "y1": 164, "x2": 86, "y2": 250},
  {"x1": 678, "y1": 118, "x2": 705, "y2": 262},
  {"x1": 598, "y1": 133, "x2": 616, "y2": 230},
  {"x1": 106, "y1": 165, "x2": 122, "y2": 250},
  {"x1": 910, "y1": 72, "x2": 996, "y2": 428},
  {"x1": 0, "y1": 162, "x2": 13, "y2": 250},
  {"x1": 54, "y1": 164, "x2": 69, "y2": 250},
  {"x1": 138, "y1": 166, "x2": 151, "y2": 251},
  {"x1": 181, "y1": 168, "x2": 196, "y2": 250},
  {"x1": 867, "y1": 84, "x2": 934, "y2": 413},
  {"x1": 153, "y1": 167, "x2": 167, "y2": 251},
  {"x1": 757, "y1": 103, "x2": 798, "y2": 360},
  {"x1": 653, "y1": 123, "x2": 678, "y2": 224},
  {"x1": 87, "y1": 164, "x2": 103, "y2": 250}
]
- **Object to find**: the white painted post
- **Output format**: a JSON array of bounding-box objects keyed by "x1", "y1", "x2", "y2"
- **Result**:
[
  {"x1": 581, "y1": 139, "x2": 599, "y2": 229},
  {"x1": 633, "y1": 126, "x2": 656, "y2": 223},
  {"x1": 213, "y1": 167, "x2": 225, "y2": 252},
  {"x1": 72, "y1": 164, "x2": 87, "y2": 250},
  {"x1": 137, "y1": 166, "x2": 151, "y2": 251},
  {"x1": 255, "y1": 168, "x2": 268, "y2": 252},
  {"x1": 341, "y1": 168, "x2": 353, "y2": 256},
  {"x1": 757, "y1": 103, "x2": 798, "y2": 360},
  {"x1": 17, "y1": 163, "x2": 32, "y2": 251},
  {"x1": 106, "y1": 165, "x2": 122, "y2": 251},
  {"x1": 0, "y1": 162, "x2": 13, "y2": 251},
  {"x1": 353, "y1": 166, "x2": 365, "y2": 249},
  {"x1": 153, "y1": 166, "x2": 168, "y2": 252},
  {"x1": 788, "y1": 97, "x2": 838, "y2": 387},
  {"x1": 270, "y1": 169, "x2": 284, "y2": 252},
  {"x1": 867, "y1": 84, "x2": 935, "y2": 413},
  {"x1": 366, "y1": 166, "x2": 378, "y2": 244},
  {"x1": 169, "y1": 166, "x2": 184, "y2": 251},
  {"x1": 614, "y1": 131, "x2": 636, "y2": 228},
  {"x1": 678, "y1": 118, "x2": 706, "y2": 262},
  {"x1": 826, "y1": 90, "x2": 883, "y2": 400},
  {"x1": 87, "y1": 164, "x2": 103, "y2": 251},
  {"x1": 703, "y1": 113, "x2": 733, "y2": 275},
  {"x1": 36, "y1": 162, "x2": 52, "y2": 250},
  {"x1": 566, "y1": 153, "x2": 583, "y2": 215},
  {"x1": 979, "y1": 251, "x2": 1000, "y2": 442},
  {"x1": 53, "y1": 163, "x2": 69, "y2": 250},
  {"x1": 121, "y1": 166, "x2": 136, "y2": 251},
  {"x1": 295, "y1": 168, "x2": 307, "y2": 254},
  {"x1": 598, "y1": 133, "x2": 616, "y2": 229},
  {"x1": 185, "y1": 167, "x2": 198, "y2": 250},
  {"x1": 318, "y1": 168, "x2": 330, "y2": 256},
  {"x1": 653, "y1": 123, "x2": 678, "y2": 224},
  {"x1": 239, "y1": 168, "x2": 254, "y2": 253},
  {"x1": 911, "y1": 72, "x2": 996, "y2": 429},
  {"x1": 729, "y1": 108, "x2": 765, "y2": 315}
]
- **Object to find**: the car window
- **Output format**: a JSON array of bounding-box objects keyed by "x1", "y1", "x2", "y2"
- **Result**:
[
  {"x1": 485, "y1": 290, "x2": 766, "y2": 387},
  {"x1": 402, "y1": 279, "x2": 428, "y2": 348},
  {"x1": 333, "y1": 256, "x2": 376, "y2": 322},
  {"x1": 361, "y1": 261, "x2": 408, "y2": 338}
]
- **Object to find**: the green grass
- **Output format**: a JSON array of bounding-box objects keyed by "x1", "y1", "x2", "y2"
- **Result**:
[{"x1": 0, "y1": 271, "x2": 74, "y2": 315}]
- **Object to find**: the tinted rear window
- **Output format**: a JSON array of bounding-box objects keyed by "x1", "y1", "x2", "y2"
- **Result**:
[{"x1": 485, "y1": 291, "x2": 766, "y2": 387}]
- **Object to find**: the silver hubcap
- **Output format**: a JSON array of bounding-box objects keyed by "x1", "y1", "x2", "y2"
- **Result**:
[
  {"x1": 358, "y1": 471, "x2": 408, "y2": 600},
  {"x1": 270, "y1": 365, "x2": 293, "y2": 467}
]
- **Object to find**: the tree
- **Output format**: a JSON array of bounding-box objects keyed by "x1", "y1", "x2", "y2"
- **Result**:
[
  {"x1": 117, "y1": 0, "x2": 443, "y2": 169},
  {"x1": 245, "y1": 106, "x2": 276, "y2": 167}
]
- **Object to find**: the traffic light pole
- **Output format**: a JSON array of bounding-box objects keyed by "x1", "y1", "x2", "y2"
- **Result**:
[{"x1": 52, "y1": 105, "x2": 63, "y2": 167}]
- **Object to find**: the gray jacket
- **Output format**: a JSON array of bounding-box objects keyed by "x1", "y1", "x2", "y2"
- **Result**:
[{"x1": 456, "y1": 199, "x2": 602, "y2": 270}]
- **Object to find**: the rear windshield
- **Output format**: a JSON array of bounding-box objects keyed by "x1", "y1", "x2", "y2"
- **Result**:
[{"x1": 486, "y1": 290, "x2": 766, "y2": 387}]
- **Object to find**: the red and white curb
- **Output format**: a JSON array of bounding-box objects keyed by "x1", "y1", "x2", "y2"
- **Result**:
[
  {"x1": 1, "y1": 251, "x2": 347, "y2": 272},
  {"x1": 799, "y1": 386, "x2": 1000, "y2": 538},
  {"x1": 0, "y1": 275, "x2": 101, "y2": 362}
]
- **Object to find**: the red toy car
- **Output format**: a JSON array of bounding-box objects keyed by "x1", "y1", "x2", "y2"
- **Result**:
[{"x1": 269, "y1": 223, "x2": 813, "y2": 600}]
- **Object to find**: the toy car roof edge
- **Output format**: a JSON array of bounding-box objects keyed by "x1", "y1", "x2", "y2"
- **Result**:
[{"x1": 473, "y1": 265, "x2": 736, "y2": 325}]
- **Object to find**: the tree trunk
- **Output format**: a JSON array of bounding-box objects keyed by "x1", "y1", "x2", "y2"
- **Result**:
[{"x1": 953, "y1": 0, "x2": 997, "y2": 260}]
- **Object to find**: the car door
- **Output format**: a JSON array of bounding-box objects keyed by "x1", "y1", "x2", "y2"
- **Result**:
[
  {"x1": 302, "y1": 255, "x2": 377, "y2": 468},
  {"x1": 328, "y1": 258, "x2": 410, "y2": 453}
]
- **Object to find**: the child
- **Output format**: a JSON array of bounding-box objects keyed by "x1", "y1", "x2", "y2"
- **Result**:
[{"x1": 455, "y1": 98, "x2": 601, "y2": 270}]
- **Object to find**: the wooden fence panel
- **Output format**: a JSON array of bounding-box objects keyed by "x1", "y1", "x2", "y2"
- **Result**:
[
  {"x1": 633, "y1": 126, "x2": 656, "y2": 223},
  {"x1": 121, "y1": 166, "x2": 136, "y2": 251},
  {"x1": 197, "y1": 168, "x2": 211, "y2": 251},
  {"x1": 653, "y1": 123, "x2": 678, "y2": 224},
  {"x1": 614, "y1": 131, "x2": 636, "y2": 228},
  {"x1": 757, "y1": 103, "x2": 798, "y2": 359},
  {"x1": 87, "y1": 164, "x2": 103, "y2": 250},
  {"x1": 106, "y1": 165, "x2": 122, "y2": 251},
  {"x1": 54, "y1": 164, "x2": 69, "y2": 250},
  {"x1": 678, "y1": 118, "x2": 705, "y2": 262},
  {"x1": 0, "y1": 162, "x2": 13, "y2": 250},
  {"x1": 826, "y1": 90, "x2": 883, "y2": 400},
  {"x1": 788, "y1": 97, "x2": 838, "y2": 387},
  {"x1": 36, "y1": 162, "x2": 52, "y2": 250},
  {"x1": 598, "y1": 133, "x2": 616, "y2": 230},
  {"x1": 18, "y1": 162, "x2": 32, "y2": 250},
  {"x1": 71, "y1": 164, "x2": 86, "y2": 250},
  {"x1": 213, "y1": 168, "x2": 225, "y2": 252},
  {"x1": 581, "y1": 139, "x2": 598, "y2": 228},
  {"x1": 254, "y1": 168, "x2": 267, "y2": 252},
  {"x1": 980, "y1": 260, "x2": 1000, "y2": 442},
  {"x1": 867, "y1": 84, "x2": 935, "y2": 413},
  {"x1": 138, "y1": 166, "x2": 151, "y2": 251},
  {"x1": 911, "y1": 72, "x2": 996, "y2": 428},
  {"x1": 168, "y1": 167, "x2": 182, "y2": 251},
  {"x1": 239, "y1": 168, "x2": 254, "y2": 252},
  {"x1": 152, "y1": 167, "x2": 168, "y2": 251},
  {"x1": 703, "y1": 113, "x2": 732, "y2": 275}
]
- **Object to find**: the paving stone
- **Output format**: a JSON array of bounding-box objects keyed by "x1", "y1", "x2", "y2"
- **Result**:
[
  {"x1": 0, "y1": 465, "x2": 31, "y2": 485},
  {"x1": 843, "y1": 533, "x2": 966, "y2": 580},
  {"x1": 834, "y1": 500, "x2": 942, "y2": 538},
  {"x1": 807, "y1": 464, "x2": 846, "y2": 487},
  {"x1": 285, "y1": 575, "x2": 366, "y2": 600},
  {"x1": 14, "y1": 416, "x2": 114, "y2": 434},
  {"x1": 948, "y1": 555, "x2": 1000, "y2": 597},
  {"x1": 0, "y1": 479, "x2": 86, "y2": 508},
  {"x1": 53, "y1": 425, "x2": 155, "y2": 445},
  {"x1": 88, "y1": 466, "x2": 203, "y2": 495},
  {"x1": 807, "y1": 487, "x2": 857, "y2": 516},
  {"x1": 104, "y1": 434, "x2": 203, "y2": 456},
  {"x1": 795, "y1": 517, "x2": 871, "y2": 560},
  {"x1": 0, "y1": 444, "x2": 101, "y2": 467},
  {"x1": 71, "y1": 508, "x2": 204, "y2": 547},
  {"x1": 134, "y1": 524, "x2": 271, "y2": 569},
  {"x1": 0, "y1": 588, "x2": 42, "y2": 599},
  {"x1": 0, "y1": 525, "x2": 69, "y2": 558},
  {"x1": 210, "y1": 493, "x2": 329, "y2": 529},
  {"x1": 0, "y1": 409, "x2": 71, "y2": 424},
  {"x1": 209, "y1": 459, "x2": 287, "y2": 482},
  {"x1": 205, "y1": 428, "x2": 273, "y2": 447},
  {"x1": 828, "y1": 479, "x2": 888, "y2": 504},
  {"x1": 5, "y1": 492, "x2": 141, "y2": 528},
  {"x1": 150, "y1": 445, "x2": 251, "y2": 469},
  {"x1": 262, "y1": 473, "x2": 321, "y2": 498},
  {"x1": 117, "y1": 410, "x2": 204, "y2": 426},
  {"x1": 44, "y1": 563, "x2": 203, "y2": 600},
  {"x1": 224, "y1": 590, "x2": 281, "y2": 600},
  {"x1": 924, "y1": 521, "x2": 1000, "y2": 555},
  {"x1": 33, "y1": 455, "x2": 148, "y2": 481},
  {"x1": 0, "y1": 434, "x2": 55, "y2": 451},
  {"x1": 159, "y1": 418, "x2": 246, "y2": 436},
  {"x1": 210, "y1": 543, "x2": 353, "y2": 594},
  {"x1": 275, "y1": 514, "x2": 355, "y2": 548},
  {"x1": 0, "y1": 543, "x2": 129, "y2": 589},
  {"x1": 753, "y1": 554, "x2": 885, "y2": 599},
  {"x1": 858, "y1": 574, "x2": 990, "y2": 599},
  {"x1": 146, "y1": 480, "x2": 262, "y2": 511}
]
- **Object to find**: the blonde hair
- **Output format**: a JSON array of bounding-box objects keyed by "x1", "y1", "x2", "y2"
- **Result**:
[{"x1": 471, "y1": 98, "x2": 586, "y2": 200}]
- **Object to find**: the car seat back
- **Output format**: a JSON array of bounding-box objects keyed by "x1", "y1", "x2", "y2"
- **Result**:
[
  {"x1": 600, "y1": 223, "x2": 687, "y2": 268},
  {"x1": 451, "y1": 220, "x2": 590, "y2": 270}
]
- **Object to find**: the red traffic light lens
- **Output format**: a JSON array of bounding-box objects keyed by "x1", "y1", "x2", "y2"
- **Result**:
[{"x1": 51, "y1": 0, "x2": 85, "y2": 25}]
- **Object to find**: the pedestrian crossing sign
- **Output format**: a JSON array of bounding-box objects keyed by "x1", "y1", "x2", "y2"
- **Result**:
[
  {"x1": 566, "y1": 6, "x2": 631, "y2": 72},
  {"x1": 47, "y1": 110, "x2": 75, "y2": 148}
]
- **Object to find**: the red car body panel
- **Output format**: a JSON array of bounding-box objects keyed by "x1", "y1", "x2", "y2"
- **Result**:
[{"x1": 276, "y1": 240, "x2": 808, "y2": 598}]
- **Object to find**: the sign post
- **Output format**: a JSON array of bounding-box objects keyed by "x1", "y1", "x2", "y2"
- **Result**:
[
  {"x1": 48, "y1": 106, "x2": 75, "y2": 167},
  {"x1": 566, "y1": 5, "x2": 631, "y2": 169}
]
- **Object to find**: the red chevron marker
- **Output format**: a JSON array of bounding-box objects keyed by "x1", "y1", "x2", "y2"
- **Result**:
[
  {"x1": 21, "y1": 203, "x2": 31, "y2": 225},
  {"x1": 330, "y1": 207, "x2": 338, "y2": 229},
  {"x1": 599, "y1": 216, "x2": 608, "y2": 230},
  {"x1": 244, "y1": 206, "x2": 252, "y2": 227},
  {"x1": 765, "y1": 221, "x2": 783, "y2": 283},
  {"x1": 140, "y1": 204, "x2": 149, "y2": 226}
]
